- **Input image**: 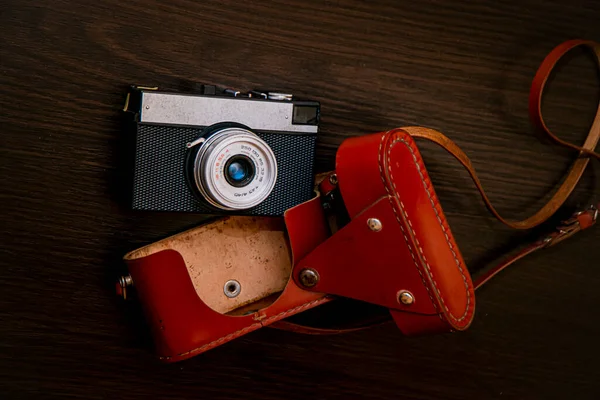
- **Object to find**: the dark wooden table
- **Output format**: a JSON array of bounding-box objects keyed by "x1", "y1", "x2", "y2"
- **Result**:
[{"x1": 2, "y1": 1, "x2": 599, "y2": 398}]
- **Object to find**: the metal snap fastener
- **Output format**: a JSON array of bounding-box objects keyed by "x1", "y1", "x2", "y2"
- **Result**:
[
  {"x1": 398, "y1": 290, "x2": 415, "y2": 305},
  {"x1": 329, "y1": 173, "x2": 338, "y2": 185},
  {"x1": 299, "y1": 268, "x2": 319, "y2": 288},
  {"x1": 367, "y1": 218, "x2": 382, "y2": 232},
  {"x1": 224, "y1": 280, "x2": 241, "y2": 298},
  {"x1": 116, "y1": 275, "x2": 134, "y2": 300}
]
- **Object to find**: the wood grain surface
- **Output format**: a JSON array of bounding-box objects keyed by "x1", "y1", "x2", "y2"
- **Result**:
[{"x1": 1, "y1": 0, "x2": 599, "y2": 399}]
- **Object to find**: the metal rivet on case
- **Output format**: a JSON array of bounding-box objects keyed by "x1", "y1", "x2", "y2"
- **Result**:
[
  {"x1": 398, "y1": 290, "x2": 415, "y2": 306},
  {"x1": 116, "y1": 274, "x2": 134, "y2": 300},
  {"x1": 329, "y1": 174, "x2": 338, "y2": 185},
  {"x1": 120, "y1": 274, "x2": 133, "y2": 288},
  {"x1": 224, "y1": 280, "x2": 241, "y2": 298},
  {"x1": 367, "y1": 218, "x2": 382, "y2": 232},
  {"x1": 299, "y1": 268, "x2": 319, "y2": 288}
]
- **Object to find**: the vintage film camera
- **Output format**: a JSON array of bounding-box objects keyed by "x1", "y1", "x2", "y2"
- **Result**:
[{"x1": 124, "y1": 86, "x2": 320, "y2": 215}]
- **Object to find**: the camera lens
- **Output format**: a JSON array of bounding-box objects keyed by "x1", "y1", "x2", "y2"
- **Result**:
[
  {"x1": 224, "y1": 155, "x2": 255, "y2": 187},
  {"x1": 190, "y1": 126, "x2": 277, "y2": 211}
]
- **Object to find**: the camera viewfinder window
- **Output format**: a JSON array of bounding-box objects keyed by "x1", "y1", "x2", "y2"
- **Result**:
[{"x1": 292, "y1": 105, "x2": 319, "y2": 125}]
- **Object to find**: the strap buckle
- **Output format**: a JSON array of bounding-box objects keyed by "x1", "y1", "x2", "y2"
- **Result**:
[
  {"x1": 561, "y1": 204, "x2": 598, "y2": 227},
  {"x1": 576, "y1": 204, "x2": 598, "y2": 222},
  {"x1": 543, "y1": 204, "x2": 598, "y2": 248}
]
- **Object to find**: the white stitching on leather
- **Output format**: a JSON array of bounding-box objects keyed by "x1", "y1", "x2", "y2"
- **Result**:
[
  {"x1": 393, "y1": 137, "x2": 471, "y2": 321},
  {"x1": 159, "y1": 324, "x2": 261, "y2": 360},
  {"x1": 380, "y1": 132, "x2": 472, "y2": 323},
  {"x1": 378, "y1": 134, "x2": 440, "y2": 314},
  {"x1": 159, "y1": 297, "x2": 330, "y2": 360},
  {"x1": 262, "y1": 297, "x2": 330, "y2": 324},
  {"x1": 398, "y1": 140, "x2": 472, "y2": 321},
  {"x1": 398, "y1": 195, "x2": 470, "y2": 322}
]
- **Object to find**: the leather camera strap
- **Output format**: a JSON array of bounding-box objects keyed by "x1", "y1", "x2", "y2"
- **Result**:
[
  {"x1": 270, "y1": 39, "x2": 600, "y2": 335},
  {"x1": 405, "y1": 39, "x2": 600, "y2": 287}
]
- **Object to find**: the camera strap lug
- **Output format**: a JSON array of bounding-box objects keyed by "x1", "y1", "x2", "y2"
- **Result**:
[{"x1": 123, "y1": 85, "x2": 158, "y2": 113}]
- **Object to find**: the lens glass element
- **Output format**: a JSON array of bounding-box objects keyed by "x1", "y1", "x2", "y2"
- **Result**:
[{"x1": 224, "y1": 155, "x2": 255, "y2": 187}]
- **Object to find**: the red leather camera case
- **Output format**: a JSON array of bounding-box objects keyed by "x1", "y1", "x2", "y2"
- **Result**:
[
  {"x1": 124, "y1": 197, "x2": 333, "y2": 363},
  {"x1": 293, "y1": 128, "x2": 475, "y2": 334}
]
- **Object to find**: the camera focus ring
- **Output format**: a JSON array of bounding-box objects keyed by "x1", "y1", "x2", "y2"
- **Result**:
[{"x1": 191, "y1": 127, "x2": 277, "y2": 211}]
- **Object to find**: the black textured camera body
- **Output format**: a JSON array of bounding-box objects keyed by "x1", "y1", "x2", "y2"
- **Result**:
[{"x1": 132, "y1": 123, "x2": 317, "y2": 216}]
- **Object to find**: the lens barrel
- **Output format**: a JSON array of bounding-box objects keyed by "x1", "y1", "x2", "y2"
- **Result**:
[{"x1": 190, "y1": 126, "x2": 277, "y2": 210}]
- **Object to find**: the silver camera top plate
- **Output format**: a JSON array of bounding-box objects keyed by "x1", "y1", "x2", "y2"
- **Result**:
[{"x1": 139, "y1": 91, "x2": 318, "y2": 134}]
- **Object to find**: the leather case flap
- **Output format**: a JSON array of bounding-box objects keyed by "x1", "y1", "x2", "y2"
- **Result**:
[
  {"x1": 124, "y1": 196, "x2": 331, "y2": 362},
  {"x1": 293, "y1": 129, "x2": 475, "y2": 334}
]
